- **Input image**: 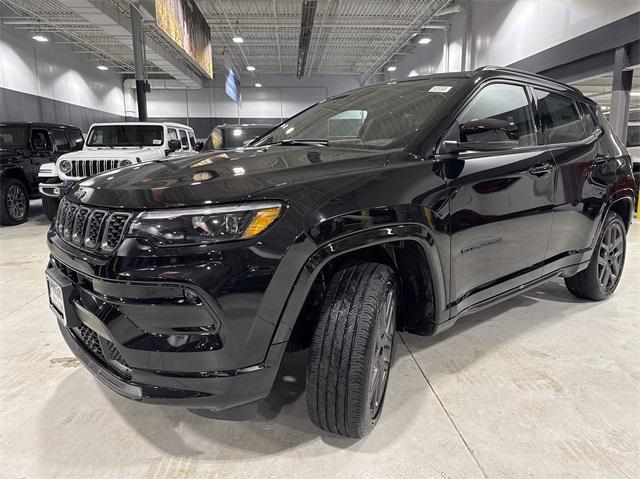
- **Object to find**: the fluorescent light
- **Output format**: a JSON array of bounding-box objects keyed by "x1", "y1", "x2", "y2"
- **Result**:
[
  {"x1": 232, "y1": 36, "x2": 244, "y2": 43},
  {"x1": 32, "y1": 35, "x2": 49, "y2": 42},
  {"x1": 246, "y1": 65, "x2": 256, "y2": 71},
  {"x1": 418, "y1": 37, "x2": 431, "y2": 45},
  {"x1": 97, "y1": 65, "x2": 109, "y2": 71},
  {"x1": 387, "y1": 65, "x2": 397, "y2": 72},
  {"x1": 254, "y1": 82, "x2": 262, "y2": 87}
]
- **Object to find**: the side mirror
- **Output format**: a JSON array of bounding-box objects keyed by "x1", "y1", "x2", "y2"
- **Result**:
[
  {"x1": 167, "y1": 139, "x2": 182, "y2": 152},
  {"x1": 442, "y1": 118, "x2": 520, "y2": 153},
  {"x1": 195, "y1": 141, "x2": 204, "y2": 152}
]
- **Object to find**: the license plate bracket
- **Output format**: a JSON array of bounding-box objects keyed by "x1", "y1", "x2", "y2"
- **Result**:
[{"x1": 46, "y1": 267, "x2": 80, "y2": 328}]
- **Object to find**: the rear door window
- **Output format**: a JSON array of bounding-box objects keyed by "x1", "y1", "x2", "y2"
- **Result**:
[
  {"x1": 52, "y1": 129, "x2": 70, "y2": 151},
  {"x1": 179, "y1": 129, "x2": 189, "y2": 149},
  {"x1": 578, "y1": 102, "x2": 598, "y2": 136},
  {"x1": 30, "y1": 128, "x2": 51, "y2": 151},
  {"x1": 66, "y1": 129, "x2": 84, "y2": 150},
  {"x1": 535, "y1": 90, "x2": 586, "y2": 143}
]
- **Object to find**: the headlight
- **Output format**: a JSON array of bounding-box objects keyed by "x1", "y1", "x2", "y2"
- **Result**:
[
  {"x1": 119, "y1": 159, "x2": 133, "y2": 167},
  {"x1": 129, "y1": 202, "x2": 283, "y2": 246},
  {"x1": 59, "y1": 160, "x2": 72, "y2": 174}
]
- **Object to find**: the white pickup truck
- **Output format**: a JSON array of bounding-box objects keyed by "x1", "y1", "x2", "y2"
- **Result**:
[{"x1": 38, "y1": 122, "x2": 200, "y2": 220}]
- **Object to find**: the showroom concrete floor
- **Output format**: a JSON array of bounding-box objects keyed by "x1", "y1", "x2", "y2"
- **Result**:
[{"x1": 0, "y1": 201, "x2": 638, "y2": 479}]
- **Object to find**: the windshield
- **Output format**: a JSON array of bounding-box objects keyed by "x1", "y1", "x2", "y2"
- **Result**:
[
  {"x1": 0, "y1": 126, "x2": 26, "y2": 149},
  {"x1": 87, "y1": 125, "x2": 163, "y2": 147},
  {"x1": 203, "y1": 126, "x2": 275, "y2": 151},
  {"x1": 254, "y1": 79, "x2": 463, "y2": 150}
]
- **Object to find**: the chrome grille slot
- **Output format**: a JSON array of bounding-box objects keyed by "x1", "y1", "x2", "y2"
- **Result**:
[
  {"x1": 71, "y1": 207, "x2": 90, "y2": 245},
  {"x1": 101, "y1": 213, "x2": 133, "y2": 252},
  {"x1": 84, "y1": 210, "x2": 107, "y2": 249},
  {"x1": 62, "y1": 204, "x2": 78, "y2": 239}
]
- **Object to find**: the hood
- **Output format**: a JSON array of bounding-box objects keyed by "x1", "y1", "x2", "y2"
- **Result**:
[
  {"x1": 58, "y1": 148, "x2": 162, "y2": 161},
  {"x1": 68, "y1": 145, "x2": 388, "y2": 209}
]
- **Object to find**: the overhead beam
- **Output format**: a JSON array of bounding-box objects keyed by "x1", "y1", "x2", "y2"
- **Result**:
[{"x1": 296, "y1": 0, "x2": 317, "y2": 78}]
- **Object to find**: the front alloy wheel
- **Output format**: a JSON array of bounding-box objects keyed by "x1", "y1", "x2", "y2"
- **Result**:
[{"x1": 0, "y1": 178, "x2": 30, "y2": 226}]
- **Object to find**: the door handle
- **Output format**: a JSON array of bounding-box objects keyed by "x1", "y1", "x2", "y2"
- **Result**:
[{"x1": 528, "y1": 162, "x2": 554, "y2": 177}]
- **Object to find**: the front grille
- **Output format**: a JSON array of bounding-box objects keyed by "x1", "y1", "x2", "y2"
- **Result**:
[
  {"x1": 55, "y1": 198, "x2": 133, "y2": 255},
  {"x1": 76, "y1": 323, "x2": 104, "y2": 361},
  {"x1": 105, "y1": 339, "x2": 129, "y2": 368},
  {"x1": 73, "y1": 323, "x2": 131, "y2": 378},
  {"x1": 69, "y1": 159, "x2": 122, "y2": 178}
]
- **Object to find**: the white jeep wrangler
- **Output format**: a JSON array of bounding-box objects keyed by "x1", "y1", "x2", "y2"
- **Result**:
[{"x1": 38, "y1": 122, "x2": 200, "y2": 220}]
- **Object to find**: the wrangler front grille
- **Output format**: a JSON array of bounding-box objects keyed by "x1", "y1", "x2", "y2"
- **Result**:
[
  {"x1": 55, "y1": 198, "x2": 133, "y2": 255},
  {"x1": 69, "y1": 159, "x2": 123, "y2": 178}
]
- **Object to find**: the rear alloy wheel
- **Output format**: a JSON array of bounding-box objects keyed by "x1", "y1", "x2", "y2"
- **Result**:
[
  {"x1": 306, "y1": 262, "x2": 397, "y2": 438},
  {"x1": 564, "y1": 211, "x2": 626, "y2": 300},
  {"x1": 0, "y1": 178, "x2": 29, "y2": 226}
]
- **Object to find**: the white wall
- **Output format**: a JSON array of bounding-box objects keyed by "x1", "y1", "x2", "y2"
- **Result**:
[
  {"x1": 0, "y1": 27, "x2": 125, "y2": 116},
  {"x1": 125, "y1": 73, "x2": 362, "y2": 121},
  {"x1": 393, "y1": 0, "x2": 640, "y2": 79}
]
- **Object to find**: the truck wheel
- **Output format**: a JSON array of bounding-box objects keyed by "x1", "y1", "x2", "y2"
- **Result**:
[
  {"x1": 42, "y1": 195, "x2": 60, "y2": 223},
  {"x1": 0, "y1": 178, "x2": 29, "y2": 226},
  {"x1": 306, "y1": 262, "x2": 397, "y2": 438},
  {"x1": 564, "y1": 211, "x2": 626, "y2": 300}
]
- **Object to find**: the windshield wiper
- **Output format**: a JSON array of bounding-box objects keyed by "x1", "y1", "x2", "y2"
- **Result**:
[
  {"x1": 274, "y1": 139, "x2": 329, "y2": 147},
  {"x1": 89, "y1": 143, "x2": 114, "y2": 149}
]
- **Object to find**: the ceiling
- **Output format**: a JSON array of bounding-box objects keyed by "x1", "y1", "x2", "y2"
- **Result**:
[
  {"x1": 0, "y1": 0, "x2": 452, "y2": 82},
  {"x1": 197, "y1": 0, "x2": 451, "y2": 76}
]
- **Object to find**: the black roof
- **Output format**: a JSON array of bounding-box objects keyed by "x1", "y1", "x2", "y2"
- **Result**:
[{"x1": 0, "y1": 122, "x2": 81, "y2": 129}]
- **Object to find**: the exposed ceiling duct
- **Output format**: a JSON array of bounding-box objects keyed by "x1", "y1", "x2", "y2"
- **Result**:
[{"x1": 296, "y1": 0, "x2": 317, "y2": 78}]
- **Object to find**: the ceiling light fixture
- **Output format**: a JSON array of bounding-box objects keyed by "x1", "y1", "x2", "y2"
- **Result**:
[
  {"x1": 418, "y1": 37, "x2": 432, "y2": 45},
  {"x1": 232, "y1": 21, "x2": 243, "y2": 43},
  {"x1": 97, "y1": 64, "x2": 109, "y2": 71},
  {"x1": 246, "y1": 65, "x2": 256, "y2": 71},
  {"x1": 32, "y1": 35, "x2": 49, "y2": 42},
  {"x1": 254, "y1": 82, "x2": 262, "y2": 87},
  {"x1": 387, "y1": 65, "x2": 397, "y2": 72}
]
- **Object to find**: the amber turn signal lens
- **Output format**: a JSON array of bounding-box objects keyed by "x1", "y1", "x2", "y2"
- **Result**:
[{"x1": 242, "y1": 207, "x2": 281, "y2": 238}]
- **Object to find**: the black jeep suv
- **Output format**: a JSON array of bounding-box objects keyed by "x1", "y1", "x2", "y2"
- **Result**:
[
  {"x1": 45, "y1": 67, "x2": 636, "y2": 438},
  {"x1": 0, "y1": 122, "x2": 83, "y2": 225}
]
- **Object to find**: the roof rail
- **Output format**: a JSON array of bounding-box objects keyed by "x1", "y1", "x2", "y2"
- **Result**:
[{"x1": 474, "y1": 65, "x2": 582, "y2": 93}]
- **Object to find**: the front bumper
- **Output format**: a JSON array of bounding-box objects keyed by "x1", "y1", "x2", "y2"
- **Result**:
[
  {"x1": 38, "y1": 181, "x2": 69, "y2": 198},
  {"x1": 47, "y1": 257, "x2": 286, "y2": 409}
]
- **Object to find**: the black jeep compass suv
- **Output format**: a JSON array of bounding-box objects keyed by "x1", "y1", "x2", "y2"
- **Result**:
[{"x1": 46, "y1": 67, "x2": 636, "y2": 438}]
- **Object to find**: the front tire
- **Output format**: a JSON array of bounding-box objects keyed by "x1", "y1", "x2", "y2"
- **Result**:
[
  {"x1": 306, "y1": 262, "x2": 397, "y2": 438},
  {"x1": 0, "y1": 178, "x2": 29, "y2": 226},
  {"x1": 564, "y1": 211, "x2": 626, "y2": 300}
]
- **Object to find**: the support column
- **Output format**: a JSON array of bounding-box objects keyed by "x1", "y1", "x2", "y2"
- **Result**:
[
  {"x1": 130, "y1": 3, "x2": 147, "y2": 122},
  {"x1": 609, "y1": 45, "x2": 633, "y2": 141}
]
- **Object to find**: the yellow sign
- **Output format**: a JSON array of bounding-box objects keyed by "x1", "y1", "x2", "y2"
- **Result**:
[{"x1": 155, "y1": 0, "x2": 213, "y2": 78}]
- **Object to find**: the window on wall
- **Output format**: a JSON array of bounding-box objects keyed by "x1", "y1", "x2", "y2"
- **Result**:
[
  {"x1": 456, "y1": 83, "x2": 536, "y2": 146},
  {"x1": 535, "y1": 90, "x2": 586, "y2": 143}
]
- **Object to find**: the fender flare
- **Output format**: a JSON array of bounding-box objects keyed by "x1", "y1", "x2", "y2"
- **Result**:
[{"x1": 267, "y1": 223, "x2": 448, "y2": 348}]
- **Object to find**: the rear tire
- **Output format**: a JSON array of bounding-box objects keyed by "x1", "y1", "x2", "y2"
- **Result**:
[
  {"x1": 306, "y1": 262, "x2": 397, "y2": 438},
  {"x1": 42, "y1": 195, "x2": 60, "y2": 223},
  {"x1": 0, "y1": 178, "x2": 29, "y2": 226},
  {"x1": 564, "y1": 211, "x2": 626, "y2": 300}
]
